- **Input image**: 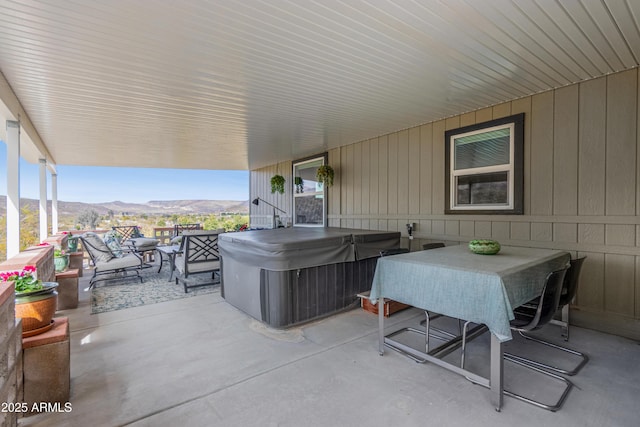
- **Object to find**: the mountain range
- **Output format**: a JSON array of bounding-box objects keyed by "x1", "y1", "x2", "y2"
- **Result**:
[{"x1": 0, "y1": 196, "x2": 249, "y2": 216}]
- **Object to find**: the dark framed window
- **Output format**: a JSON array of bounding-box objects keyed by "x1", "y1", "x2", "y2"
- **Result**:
[
  {"x1": 292, "y1": 153, "x2": 328, "y2": 227},
  {"x1": 445, "y1": 113, "x2": 524, "y2": 214}
]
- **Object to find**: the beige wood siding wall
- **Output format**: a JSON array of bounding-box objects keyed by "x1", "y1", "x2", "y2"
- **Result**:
[
  {"x1": 249, "y1": 160, "x2": 293, "y2": 228},
  {"x1": 250, "y1": 68, "x2": 640, "y2": 340}
]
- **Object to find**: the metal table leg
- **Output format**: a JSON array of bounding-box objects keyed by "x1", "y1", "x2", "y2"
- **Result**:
[
  {"x1": 167, "y1": 252, "x2": 177, "y2": 282},
  {"x1": 378, "y1": 298, "x2": 385, "y2": 356},
  {"x1": 156, "y1": 249, "x2": 164, "y2": 273},
  {"x1": 380, "y1": 315, "x2": 503, "y2": 411},
  {"x1": 490, "y1": 334, "x2": 504, "y2": 412}
]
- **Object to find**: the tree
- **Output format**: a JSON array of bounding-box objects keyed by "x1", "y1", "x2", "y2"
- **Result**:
[
  {"x1": 0, "y1": 206, "x2": 40, "y2": 261},
  {"x1": 20, "y1": 205, "x2": 40, "y2": 250},
  {"x1": 0, "y1": 215, "x2": 6, "y2": 262},
  {"x1": 77, "y1": 209, "x2": 100, "y2": 229}
]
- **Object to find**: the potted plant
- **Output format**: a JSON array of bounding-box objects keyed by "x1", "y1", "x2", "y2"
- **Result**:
[
  {"x1": 294, "y1": 176, "x2": 304, "y2": 193},
  {"x1": 54, "y1": 248, "x2": 69, "y2": 272},
  {"x1": 316, "y1": 165, "x2": 334, "y2": 187},
  {"x1": 270, "y1": 174, "x2": 286, "y2": 194},
  {"x1": 64, "y1": 232, "x2": 79, "y2": 253},
  {"x1": 1, "y1": 266, "x2": 58, "y2": 337}
]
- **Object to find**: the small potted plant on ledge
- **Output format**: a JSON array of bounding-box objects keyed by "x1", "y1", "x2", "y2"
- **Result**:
[
  {"x1": 316, "y1": 165, "x2": 334, "y2": 187},
  {"x1": 54, "y1": 248, "x2": 69, "y2": 272},
  {"x1": 63, "y1": 231, "x2": 79, "y2": 253},
  {"x1": 271, "y1": 174, "x2": 286, "y2": 194},
  {"x1": 1, "y1": 266, "x2": 58, "y2": 337}
]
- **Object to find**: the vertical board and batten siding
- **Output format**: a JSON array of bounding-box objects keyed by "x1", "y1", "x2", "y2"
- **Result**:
[
  {"x1": 250, "y1": 161, "x2": 293, "y2": 229},
  {"x1": 250, "y1": 68, "x2": 640, "y2": 340}
]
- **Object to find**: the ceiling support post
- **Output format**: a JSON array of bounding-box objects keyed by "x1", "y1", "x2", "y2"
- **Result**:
[
  {"x1": 38, "y1": 158, "x2": 48, "y2": 242},
  {"x1": 51, "y1": 173, "x2": 58, "y2": 235},
  {"x1": 5, "y1": 120, "x2": 20, "y2": 259}
]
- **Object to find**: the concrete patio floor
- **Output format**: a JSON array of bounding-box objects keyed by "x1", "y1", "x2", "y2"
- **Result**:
[{"x1": 18, "y1": 268, "x2": 640, "y2": 427}]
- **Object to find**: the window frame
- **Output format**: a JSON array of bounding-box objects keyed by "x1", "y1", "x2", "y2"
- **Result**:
[
  {"x1": 292, "y1": 153, "x2": 328, "y2": 227},
  {"x1": 445, "y1": 113, "x2": 524, "y2": 215}
]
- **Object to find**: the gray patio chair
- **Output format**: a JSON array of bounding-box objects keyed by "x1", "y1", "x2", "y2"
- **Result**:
[
  {"x1": 80, "y1": 232, "x2": 144, "y2": 289},
  {"x1": 460, "y1": 268, "x2": 573, "y2": 412},
  {"x1": 174, "y1": 229, "x2": 224, "y2": 293},
  {"x1": 506, "y1": 257, "x2": 588, "y2": 376},
  {"x1": 111, "y1": 225, "x2": 159, "y2": 262},
  {"x1": 169, "y1": 223, "x2": 202, "y2": 245},
  {"x1": 547, "y1": 256, "x2": 586, "y2": 341}
]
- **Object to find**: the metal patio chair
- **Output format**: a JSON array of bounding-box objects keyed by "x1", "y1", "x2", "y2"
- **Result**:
[
  {"x1": 460, "y1": 268, "x2": 574, "y2": 412},
  {"x1": 169, "y1": 223, "x2": 202, "y2": 245},
  {"x1": 174, "y1": 229, "x2": 224, "y2": 293},
  {"x1": 506, "y1": 257, "x2": 589, "y2": 376},
  {"x1": 80, "y1": 232, "x2": 144, "y2": 289},
  {"x1": 112, "y1": 225, "x2": 159, "y2": 262}
]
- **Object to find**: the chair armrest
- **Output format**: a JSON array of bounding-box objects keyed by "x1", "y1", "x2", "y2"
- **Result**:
[{"x1": 116, "y1": 243, "x2": 139, "y2": 255}]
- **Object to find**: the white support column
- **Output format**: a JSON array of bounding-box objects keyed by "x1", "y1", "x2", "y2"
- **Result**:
[
  {"x1": 6, "y1": 120, "x2": 20, "y2": 259},
  {"x1": 51, "y1": 173, "x2": 58, "y2": 235},
  {"x1": 38, "y1": 159, "x2": 48, "y2": 242}
]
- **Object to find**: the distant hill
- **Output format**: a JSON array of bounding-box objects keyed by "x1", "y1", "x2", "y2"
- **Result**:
[{"x1": 0, "y1": 196, "x2": 249, "y2": 216}]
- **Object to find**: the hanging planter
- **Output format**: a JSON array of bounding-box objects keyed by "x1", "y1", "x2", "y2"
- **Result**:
[
  {"x1": 270, "y1": 175, "x2": 286, "y2": 194},
  {"x1": 316, "y1": 165, "x2": 334, "y2": 187},
  {"x1": 294, "y1": 176, "x2": 304, "y2": 193}
]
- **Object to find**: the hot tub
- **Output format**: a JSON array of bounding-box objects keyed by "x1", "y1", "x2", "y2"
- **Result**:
[{"x1": 218, "y1": 227, "x2": 401, "y2": 328}]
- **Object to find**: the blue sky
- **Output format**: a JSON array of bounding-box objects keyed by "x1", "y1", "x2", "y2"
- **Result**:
[{"x1": 0, "y1": 142, "x2": 249, "y2": 203}]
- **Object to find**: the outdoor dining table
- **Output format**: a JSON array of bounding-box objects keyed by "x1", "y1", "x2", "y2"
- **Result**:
[{"x1": 370, "y1": 244, "x2": 571, "y2": 411}]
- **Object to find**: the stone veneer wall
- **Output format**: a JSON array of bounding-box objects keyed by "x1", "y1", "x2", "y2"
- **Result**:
[
  {"x1": 0, "y1": 243, "x2": 58, "y2": 426},
  {"x1": 0, "y1": 282, "x2": 22, "y2": 427}
]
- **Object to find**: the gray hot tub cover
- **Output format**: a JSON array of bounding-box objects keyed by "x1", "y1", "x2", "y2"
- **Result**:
[{"x1": 218, "y1": 227, "x2": 400, "y2": 271}]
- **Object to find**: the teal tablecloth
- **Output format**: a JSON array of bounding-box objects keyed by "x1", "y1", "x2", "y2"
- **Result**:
[{"x1": 370, "y1": 245, "x2": 570, "y2": 342}]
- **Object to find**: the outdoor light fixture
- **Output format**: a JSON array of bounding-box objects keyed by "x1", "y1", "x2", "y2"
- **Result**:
[{"x1": 252, "y1": 197, "x2": 287, "y2": 229}]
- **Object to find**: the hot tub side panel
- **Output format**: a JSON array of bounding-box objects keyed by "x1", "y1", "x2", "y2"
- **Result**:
[
  {"x1": 260, "y1": 257, "x2": 379, "y2": 328},
  {"x1": 220, "y1": 256, "x2": 263, "y2": 322}
]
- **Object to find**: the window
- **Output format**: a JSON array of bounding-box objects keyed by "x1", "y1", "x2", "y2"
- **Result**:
[
  {"x1": 445, "y1": 113, "x2": 524, "y2": 214},
  {"x1": 292, "y1": 154, "x2": 327, "y2": 227}
]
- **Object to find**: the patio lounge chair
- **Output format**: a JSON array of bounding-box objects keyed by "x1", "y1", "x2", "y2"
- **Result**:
[
  {"x1": 80, "y1": 232, "x2": 144, "y2": 289},
  {"x1": 174, "y1": 229, "x2": 224, "y2": 293},
  {"x1": 111, "y1": 225, "x2": 159, "y2": 261}
]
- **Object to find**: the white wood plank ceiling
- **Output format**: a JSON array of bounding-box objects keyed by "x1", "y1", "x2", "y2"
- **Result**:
[{"x1": 0, "y1": 0, "x2": 638, "y2": 170}]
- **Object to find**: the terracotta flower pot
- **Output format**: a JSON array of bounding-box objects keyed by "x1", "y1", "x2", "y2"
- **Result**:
[{"x1": 15, "y1": 283, "x2": 59, "y2": 337}]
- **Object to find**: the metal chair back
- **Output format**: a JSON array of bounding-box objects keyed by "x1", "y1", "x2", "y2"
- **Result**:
[
  {"x1": 559, "y1": 257, "x2": 586, "y2": 308},
  {"x1": 173, "y1": 223, "x2": 202, "y2": 237},
  {"x1": 422, "y1": 242, "x2": 445, "y2": 250},
  {"x1": 112, "y1": 225, "x2": 143, "y2": 241}
]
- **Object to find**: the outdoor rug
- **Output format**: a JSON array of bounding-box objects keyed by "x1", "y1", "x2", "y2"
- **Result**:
[{"x1": 90, "y1": 265, "x2": 219, "y2": 314}]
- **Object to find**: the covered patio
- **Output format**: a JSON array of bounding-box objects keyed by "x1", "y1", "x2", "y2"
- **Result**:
[
  {"x1": 19, "y1": 269, "x2": 640, "y2": 426},
  {"x1": 1, "y1": 1, "x2": 640, "y2": 425}
]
